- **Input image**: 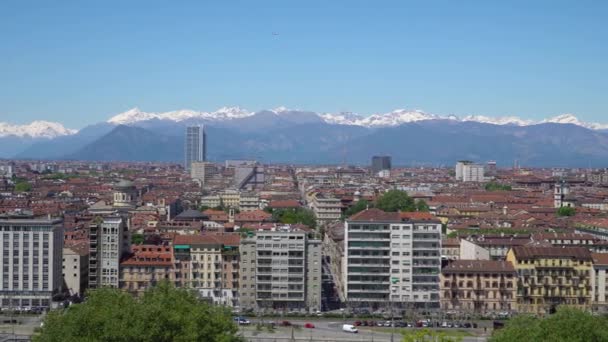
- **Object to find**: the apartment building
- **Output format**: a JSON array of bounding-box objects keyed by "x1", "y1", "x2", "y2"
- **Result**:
[
  {"x1": 344, "y1": 209, "x2": 442, "y2": 310},
  {"x1": 309, "y1": 193, "x2": 342, "y2": 225},
  {"x1": 173, "y1": 234, "x2": 240, "y2": 306},
  {"x1": 455, "y1": 161, "x2": 485, "y2": 182},
  {"x1": 0, "y1": 212, "x2": 64, "y2": 309},
  {"x1": 440, "y1": 260, "x2": 517, "y2": 313},
  {"x1": 89, "y1": 216, "x2": 130, "y2": 288},
  {"x1": 200, "y1": 190, "x2": 260, "y2": 212},
  {"x1": 120, "y1": 245, "x2": 173, "y2": 295},
  {"x1": 591, "y1": 253, "x2": 608, "y2": 312},
  {"x1": 239, "y1": 228, "x2": 322, "y2": 312},
  {"x1": 506, "y1": 246, "x2": 593, "y2": 314},
  {"x1": 62, "y1": 243, "x2": 89, "y2": 296}
]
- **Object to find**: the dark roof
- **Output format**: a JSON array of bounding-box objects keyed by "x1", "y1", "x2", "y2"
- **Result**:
[
  {"x1": 442, "y1": 260, "x2": 516, "y2": 274},
  {"x1": 174, "y1": 209, "x2": 208, "y2": 221},
  {"x1": 348, "y1": 209, "x2": 400, "y2": 222},
  {"x1": 592, "y1": 253, "x2": 608, "y2": 266},
  {"x1": 511, "y1": 246, "x2": 592, "y2": 261}
]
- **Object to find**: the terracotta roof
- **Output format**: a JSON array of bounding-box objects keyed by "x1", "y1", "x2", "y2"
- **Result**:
[
  {"x1": 592, "y1": 253, "x2": 608, "y2": 265},
  {"x1": 400, "y1": 211, "x2": 437, "y2": 221},
  {"x1": 442, "y1": 260, "x2": 516, "y2": 274},
  {"x1": 442, "y1": 238, "x2": 460, "y2": 247},
  {"x1": 348, "y1": 209, "x2": 400, "y2": 222},
  {"x1": 268, "y1": 200, "x2": 301, "y2": 208},
  {"x1": 511, "y1": 246, "x2": 592, "y2": 261}
]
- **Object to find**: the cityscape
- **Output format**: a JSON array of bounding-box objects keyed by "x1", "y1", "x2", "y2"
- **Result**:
[{"x1": 2, "y1": 2, "x2": 608, "y2": 342}]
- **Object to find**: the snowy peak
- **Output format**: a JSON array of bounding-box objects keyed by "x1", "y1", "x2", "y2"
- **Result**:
[
  {"x1": 105, "y1": 107, "x2": 608, "y2": 130},
  {"x1": 0, "y1": 120, "x2": 77, "y2": 138}
]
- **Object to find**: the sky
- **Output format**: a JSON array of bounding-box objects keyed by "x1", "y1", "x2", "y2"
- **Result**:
[{"x1": 0, "y1": 0, "x2": 607, "y2": 129}]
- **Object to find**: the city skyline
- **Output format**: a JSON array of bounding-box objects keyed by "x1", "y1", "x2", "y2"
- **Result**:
[{"x1": 1, "y1": 1, "x2": 607, "y2": 127}]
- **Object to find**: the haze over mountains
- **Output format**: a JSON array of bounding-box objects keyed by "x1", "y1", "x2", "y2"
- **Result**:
[{"x1": 2, "y1": 107, "x2": 608, "y2": 167}]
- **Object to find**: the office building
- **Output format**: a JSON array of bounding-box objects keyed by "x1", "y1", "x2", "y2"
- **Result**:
[
  {"x1": 239, "y1": 228, "x2": 322, "y2": 312},
  {"x1": 344, "y1": 209, "x2": 442, "y2": 310},
  {"x1": 440, "y1": 260, "x2": 517, "y2": 313},
  {"x1": 62, "y1": 243, "x2": 89, "y2": 296},
  {"x1": 506, "y1": 246, "x2": 593, "y2": 314},
  {"x1": 89, "y1": 216, "x2": 130, "y2": 288},
  {"x1": 190, "y1": 161, "x2": 218, "y2": 185},
  {"x1": 0, "y1": 212, "x2": 64, "y2": 309},
  {"x1": 371, "y1": 156, "x2": 392, "y2": 175},
  {"x1": 185, "y1": 125, "x2": 207, "y2": 172}
]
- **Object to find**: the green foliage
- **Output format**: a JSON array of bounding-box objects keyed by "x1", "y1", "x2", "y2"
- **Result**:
[
  {"x1": 557, "y1": 206, "x2": 576, "y2": 217},
  {"x1": 131, "y1": 233, "x2": 144, "y2": 245},
  {"x1": 491, "y1": 307, "x2": 608, "y2": 342},
  {"x1": 402, "y1": 328, "x2": 463, "y2": 342},
  {"x1": 272, "y1": 208, "x2": 317, "y2": 228},
  {"x1": 239, "y1": 227, "x2": 255, "y2": 237},
  {"x1": 344, "y1": 200, "x2": 370, "y2": 218},
  {"x1": 35, "y1": 282, "x2": 243, "y2": 342},
  {"x1": 485, "y1": 182, "x2": 512, "y2": 191},
  {"x1": 198, "y1": 205, "x2": 209, "y2": 212},
  {"x1": 376, "y1": 190, "x2": 428, "y2": 212},
  {"x1": 14, "y1": 180, "x2": 32, "y2": 192}
]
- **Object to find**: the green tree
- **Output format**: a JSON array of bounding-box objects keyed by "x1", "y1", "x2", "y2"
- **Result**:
[
  {"x1": 344, "y1": 200, "x2": 370, "y2": 218},
  {"x1": 131, "y1": 233, "x2": 144, "y2": 245},
  {"x1": 485, "y1": 182, "x2": 512, "y2": 191},
  {"x1": 491, "y1": 307, "x2": 608, "y2": 342},
  {"x1": 272, "y1": 208, "x2": 317, "y2": 228},
  {"x1": 35, "y1": 282, "x2": 243, "y2": 342},
  {"x1": 402, "y1": 328, "x2": 463, "y2": 342},
  {"x1": 376, "y1": 190, "x2": 417, "y2": 212},
  {"x1": 415, "y1": 200, "x2": 430, "y2": 212},
  {"x1": 14, "y1": 180, "x2": 32, "y2": 192},
  {"x1": 557, "y1": 206, "x2": 576, "y2": 217}
]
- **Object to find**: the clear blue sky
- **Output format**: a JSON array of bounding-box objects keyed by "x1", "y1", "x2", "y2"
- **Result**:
[{"x1": 1, "y1": 0, "x2": 607, "y2": 128}]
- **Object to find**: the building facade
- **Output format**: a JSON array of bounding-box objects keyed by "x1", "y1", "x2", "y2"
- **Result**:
[
  {"x1": 185, "y1": 125, "x2": 207, "y2": 172},
  {"x1": 343, "y1": 209, "x2": 442, "y2": 310},
  {"x1": 371, "y1": 156, "x2": 392, "y2": 174},
  {"x1": 440, "y1": 260, "x2": 517, "y2": 313},
  {"x1": 506, "y1": 246, "x2": 593, "y2": 314},
  {"x1": 239, "y1": 229, "x2": 322, "y2": 312},
  {"x1": 0, "y1": 213, "x2": 64, "y2": 309},
  {"x1": 89, "y1": 216, "x2": 130, "y2": 288},
  {"x1": 62, "y1": 244, "x2": 89, "y2": 296}
]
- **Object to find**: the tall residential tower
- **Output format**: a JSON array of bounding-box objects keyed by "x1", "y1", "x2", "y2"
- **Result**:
[{"x1": 185, "y1": 125, "x2": 207, "y2": 172}]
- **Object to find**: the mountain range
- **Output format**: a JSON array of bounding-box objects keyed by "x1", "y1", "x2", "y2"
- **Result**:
[{"x1": 2, "y1": 107, "x2": 608, "y2": 167}]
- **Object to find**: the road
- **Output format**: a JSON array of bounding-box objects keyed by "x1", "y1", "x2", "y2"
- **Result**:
[{"x1": 241, "y1": 319, "x2": 489, "y2": 342}]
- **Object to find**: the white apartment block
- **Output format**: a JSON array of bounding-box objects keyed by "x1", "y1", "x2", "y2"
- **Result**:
[
  {"x1": 239, "y1": 229, "x2": 322, "y2": 313},
  {"x1": 0, "y1": 213, "x2": 63, "y2": 309},
  {"x1": 309, "y1": 193, "x2": 342, "y2": 225},
  {"x1": 344, "y1": 209, "x2": 442, "y2": 310},
  {"x1": 455, "y1": 161, "x2": 485, "y2": 182},
  {"x1": 200, "y1": 190, "x2": 260, "y2": 212}
]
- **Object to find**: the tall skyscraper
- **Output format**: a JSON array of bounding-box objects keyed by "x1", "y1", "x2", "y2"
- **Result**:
[
  {"x1": 371, "y1": 155, "x2": 392, "y2": 174},
  {"x1": 185, "y1": 125, "x2": 207, "y2": 172}
]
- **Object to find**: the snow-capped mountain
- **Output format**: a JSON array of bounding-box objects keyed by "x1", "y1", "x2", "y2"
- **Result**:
[
  {"x1": 106, "y1": 106, "x2": 608, "y2": 130},
  {"x1": 107, "y1": 107, "x2": 253, "y2": 125},
  {"x1": 0, "y1": 120, "x2": 77, "y2": 138}
]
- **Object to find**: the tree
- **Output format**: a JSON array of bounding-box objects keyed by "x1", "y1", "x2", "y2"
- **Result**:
[
  {"x1": 557, "y1": 206, "x2": 576, "y2": 216},
  {"x1": 491, "y1": 307, "x2": 608, "y2": 342},
  {"x1": 402, "y1": 328, "x2": 463, "y2": 342},
  {"x1": 35, "y1": 282, "x2": 243, "y2": 342},
  {"x1": 485, "y1": 182, "x2": 512, "y2": 191},
  {"x1": 272, "y1": 208, "x2": 317, "y2": 228},
  {"x1": 376, "y1": 190, "x2": 418, "y2": 212},
  {"x1": 14, "y1": 180, "x2": 32, "y2": 192},
  {"x1": 415, "y1": 200, "x2": 430, "y2": 212},
  {"x1": 344, "y1": 200, "x2": 370, "y2": 218},
  {"x1": 131, "y1": 233, "x2": 144, "y2": 245}
]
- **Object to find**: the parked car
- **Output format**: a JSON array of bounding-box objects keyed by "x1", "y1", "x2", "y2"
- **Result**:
[
  {"x1": 233, "y1": 317, "x2": 250, "y2": 325},
  {"x1": 304, "y1": 323, "x2": 315, "y2": 329},
  {"x1": 353, "y1": 321, "x2": 362, "y2": 326},
  {"x1": 342, "y1": 324, "x2": 358, "y2": 333},
  {"x1": 281, "y1": 321, "x2": 292, "y2": 327},
  {"x1": 383, "y1": 321, "x2": 392, "y2": 327}
]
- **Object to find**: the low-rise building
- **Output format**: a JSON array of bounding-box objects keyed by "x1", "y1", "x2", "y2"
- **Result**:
[
  {"x1": 120, "y1": 245, "x2": 173, "y2": 295},
  {"x1": 440, "y1": 260, "x2": 516, "y2": 313}
]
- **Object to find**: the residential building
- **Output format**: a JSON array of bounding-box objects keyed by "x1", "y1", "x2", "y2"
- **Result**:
[
  {"x1": 455, "y1": 161, "x2": 485, "y2": 182},
  {"x1": 506, "y1": 246, "x2": 593, "y2": 314},
  {"x1": 440, "y1": 260, "x2": 517, "y2": 313},
  {"x1": 190, "y1": 161, "x2": 218, "y2": 185},
  {"x1": 554, "y1": 181, "x2": 572, "y2": 208},
  {"x1": 173, "y1": 234, "x2": 240, "y2": 306},
  {"x1": 343, "y1": 209, "x2": 442, "y2": 310},
  {"x1": 185, "y1": 125, "x2": 207, "y2": 172},
  {"x1": 120, "y1": 245, "x2": 173, "y2": 295},
  {"x1": 0, "y1": 212, "x2": 64, "y2": 309},
  {"x1": 89, "y1": 216, "x2": 130, "y2": 288},
  {"x1": 371, "y1": 156, "x2": 392, "y2": 174},
  {"x1": 239, "y1": 228, "x2": 322, "y2": 312},
  {"x1": 459, "y1": 239, "x2": 490, "y2": 260},
  {"x1": 62, "y1": 243, "x2": 89, "y2": 296},
  {"x1": 309, "y1": 193, "x2": 341, "y2": 225},
  {"x1": 591, "y1": 253, "x2": 608, "y2": 313}
]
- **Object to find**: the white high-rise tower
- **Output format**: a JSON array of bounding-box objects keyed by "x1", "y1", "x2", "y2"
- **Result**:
[{"x1": 185, "y1": 125, "x2": 207, "y2": 172}]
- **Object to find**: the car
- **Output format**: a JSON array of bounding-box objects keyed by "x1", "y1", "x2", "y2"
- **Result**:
[
  {"x1": 304, "y1": 323, "x2": 315, "y2": 329},
  {"x1": 383, "y1": 321, "x2": 392, "y2": 327},
  {"x1": 395, "y1": 322, "x2": 407, "y2": 328},
  {"x1": 376, "y1": 321, "x2": 384, "y2": 327},
  {"x1": 233, "y1": 317, "x2": 250, "y2": 325},
  {"x1": 281, "y1": 321, "x2": 292, "y2": 327},
  {"x1": 463, "y1": 322, "x2": 473, "y2": 328},
  {"x1": 353, "y1": 321, "x2": 362, "y2": 326},
  {"x1": 342, "y1": 324, "x2": 358, "y2": 333}
]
